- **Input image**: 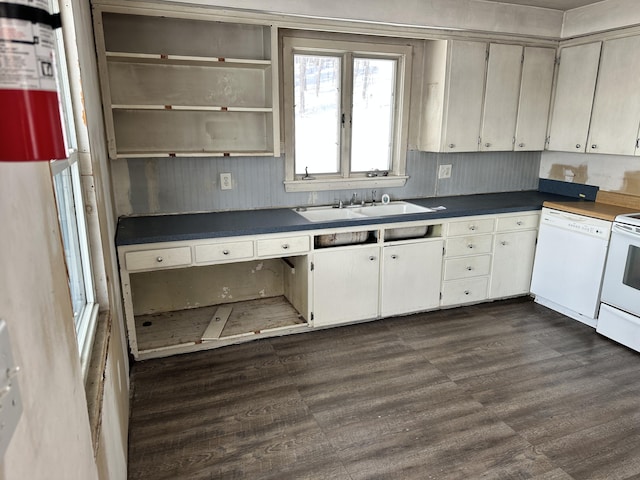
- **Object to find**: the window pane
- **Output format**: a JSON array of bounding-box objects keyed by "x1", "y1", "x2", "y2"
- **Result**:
[
  {"x1": 351, "y1": 58, "x2": 396, "y2": 172},
  {"x1": 53, "y1": 163, "x2": 87, "y2": 324},
  {"x1": 294, "y1": 54, "x2": 341, "y2": 174}
]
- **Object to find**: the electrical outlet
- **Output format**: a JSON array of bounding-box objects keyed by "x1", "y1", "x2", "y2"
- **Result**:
[
  {"x1": 438, "y1": 164, "x2": 452, "y2": 179},
  {"x1": 220, "y1": 173, "x2": 232, "y2": 190}
]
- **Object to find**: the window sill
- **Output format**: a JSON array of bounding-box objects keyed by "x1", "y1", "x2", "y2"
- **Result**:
[
  {"x1": 284, "y1": 175, "x2": 408, "y2": 192},
  {"x1": 84, "y1": 311, "x2": 111, "y2": 454}
]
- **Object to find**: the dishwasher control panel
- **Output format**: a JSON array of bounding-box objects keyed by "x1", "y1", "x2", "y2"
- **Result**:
[{"x1": 541, "y1": 208, "x2": 612, "y2": 239}]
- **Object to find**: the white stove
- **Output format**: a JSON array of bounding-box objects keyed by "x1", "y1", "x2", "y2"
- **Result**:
[{"x1": 597, "y1": 212, "x2": 640, "y2": 352}]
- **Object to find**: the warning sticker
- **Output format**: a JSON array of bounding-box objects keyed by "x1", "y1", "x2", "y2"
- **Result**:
[{"x1": 0, "y1": 18, "x2": 58, "y2": 91}]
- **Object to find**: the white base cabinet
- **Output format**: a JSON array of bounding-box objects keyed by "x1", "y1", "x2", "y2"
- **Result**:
[
  {"x1": 490, "y1": 230, "x2": 538, "y2": 299},
  {"x1": 312, "y1": 245, "x2": 380, "y2": 327},
  {"x1": 489, "y1": 213, "x2": 539, "y2": 299},
  {"x1": 117, "y1": 211, "x2": 539, "y2": 359},
  {"x1": 381, "y1": 240, "x2": 443, "y2": 317}
]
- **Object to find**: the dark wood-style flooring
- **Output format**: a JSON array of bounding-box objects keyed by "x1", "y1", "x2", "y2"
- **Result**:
[{"x1": 128, "y1": 298, "x2": 640, "y2": 480}]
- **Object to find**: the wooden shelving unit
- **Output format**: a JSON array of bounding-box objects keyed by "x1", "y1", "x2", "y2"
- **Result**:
[{"x1": 93, "y1": 8, "x2": 280, "y2": 159}]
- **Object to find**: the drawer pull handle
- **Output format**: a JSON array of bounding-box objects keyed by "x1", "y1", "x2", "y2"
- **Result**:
[
  {"x1": 516, "y1": 221, "x2": 523, "y2": 226},
  {"x1": 156, "y1": 256, "x2": 163, "y2": 263},
  {"x1": 467, "y1": 244, "x2": 474, "y2": 249},
  {"x1": 391, "y1": 254, "x2": 398, "y2": 260},
  {"x1": 466, "y1": 266, "x2": 473, "y2": 271},
  {"x1": 222, "y1": 250, "x2": 230, "y2": 255},
  {"x1": 282, "y1": 244, "x2": 290, "y2": 250},
  {"x1": 369, "y1": 256, "x2": 376, "y2": 261},
  {"x1": 464, "y1": 290, "x2": 470, "y2": 295}
]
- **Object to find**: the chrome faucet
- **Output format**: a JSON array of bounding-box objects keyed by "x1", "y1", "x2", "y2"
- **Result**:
[
  {"x1": 350, "y1": 192, "x2": 358, "y2": 206},
  {"x1": 371, "y1": 190, "x2": 377, "y2": 205}
]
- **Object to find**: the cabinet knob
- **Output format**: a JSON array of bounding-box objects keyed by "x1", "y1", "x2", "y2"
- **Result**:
[
  {"x1": 156, "y1": 256, "x2": 163, "y2": 263},
  {"x1": 391, "y1": 254, "x2": 398, "y2": 260},
  {"x1": 281, "y1": 244, "x2": 290, "y2": 250},
  {"x1": 464, "y1": 290, "x2": 470, "y2": 295},
  {"x1": 576, "y1": 144, "x2": 581, "y2": 149},
  {"x1": 501, "y1": 241, "x2": 508, "y2": 246},
  {"x1": 591, "y1": 144, "x2": 597, "y2": 149},
  {"x1": 369, "y1": 256, "x2": 376, "y2": 261},
  {"x1": 469, "y1": 225, "x2": 477, "y2": 231},
  {"x1": 448, "y1": 143, "x2": 455, "y2": 148},
  {"x1": 467, "y1": 244, "x2": 474, "y2": 249},
  {"x1": 518, "y1": 143, "x2": 525, "y2": 148},
  {"x1": 222, "y1": 250, "x2": 230, "y2": 255},
  {"x1": 485, "y1": 143, "x2": 491, "y2": 148},
  {"x1": 516, "y1": 221, "x2": 523, "y2": 226},
  {"x1": 466, "y1": 266, "x2": 473, "y2": 271}
]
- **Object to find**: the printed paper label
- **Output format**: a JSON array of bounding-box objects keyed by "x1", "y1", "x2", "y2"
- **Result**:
[{"x1": 0, "y1": 18, "x2": 58, "y2": 91}]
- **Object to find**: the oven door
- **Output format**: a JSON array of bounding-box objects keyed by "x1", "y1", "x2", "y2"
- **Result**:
[{"x1": 601, "y1": 223, "x2": 640, "y2": 315}]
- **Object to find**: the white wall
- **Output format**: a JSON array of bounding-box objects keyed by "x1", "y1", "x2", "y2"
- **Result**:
[
  {"x1": 540, "y1": 151, "x2": 640, "y2": 194},
  {"x1": 158, "y1": 0, "x2": 564, "y2": 38},
  {"x1": 563, "y1": 0, "x2": 640, "y2": 38},
  {"x1": 0, "y1": 163, "x2": 98, "y2": 480}
]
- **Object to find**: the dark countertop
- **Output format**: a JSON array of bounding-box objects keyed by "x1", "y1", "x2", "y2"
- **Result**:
[{"x1": 115, "y1": 190, "x2": 582, "y2": 246}]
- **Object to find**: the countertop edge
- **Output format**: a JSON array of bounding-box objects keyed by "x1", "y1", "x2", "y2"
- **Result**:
[{"x1": 115, "y1": 191, "x2": 575, "y2": 246}]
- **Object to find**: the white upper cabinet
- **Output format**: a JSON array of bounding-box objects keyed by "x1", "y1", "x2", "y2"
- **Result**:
[
  {"x1": 442, "y1": 41, "x2": 488, "y2": 152},
  {"x1": 420, "y1": 40, "x2": 554, "y2": 153},
  {"x1": 547, "y1": 42, "x2": 602, "y2": 153},
  {"x1": 420, "y1": 40, "x2": 487, "y2": 152},
  {"x1": 587, "y1": 36, "x2": 640, "y2": 156},
  {"x1": 480, "y1": 44, "x2": 523, "y2": 151},
  {"x1": 514, "y1": 47, "x2": 556, "y2": 151},
  {"x1": 93, "y1": 8, "x2": 280, "y2": 159}
]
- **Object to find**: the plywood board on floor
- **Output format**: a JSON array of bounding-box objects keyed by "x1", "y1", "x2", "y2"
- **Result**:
[{"x1": 135, "y1": 296, "x2": 305, "y2": 351}]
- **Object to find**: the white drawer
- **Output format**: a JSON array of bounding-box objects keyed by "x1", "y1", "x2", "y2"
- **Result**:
[
  {"x1": 441, "y1": 277, "x2": 488, "y2": 306},
  {"x1": 194, "y1": 241, "x2": 254, "y2": 263},
  {"x1": 447, "y1": 218, "x2": 494, "y2": 236},
  {"x1": 496, "y1": 213, "x2": 539, "y2": 232},
  {"x1": 125, "y1": 246, "x2": 191, "y2": 271},
  {"x1": 443, "y1": 254, "x2": 491, "y2": 280},
  {"x1": 256, "y1": 235, "x2": 310, "y2": 257},
  {"x1": 445, "y1": 234, "x2": 493, "y2": 257}
]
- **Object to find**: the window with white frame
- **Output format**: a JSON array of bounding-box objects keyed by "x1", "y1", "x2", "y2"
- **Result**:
[
  {"x1": 282, "y1": 35, "x2": 412, "y2": 191},
  {"x1": 49, "y1": 1, "x2": 98, "y2": 379}
]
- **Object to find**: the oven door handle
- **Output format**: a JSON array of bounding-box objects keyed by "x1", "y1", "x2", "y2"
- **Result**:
[{"x1": 612, "y1": 223, "x2": 640, "y2": 240}]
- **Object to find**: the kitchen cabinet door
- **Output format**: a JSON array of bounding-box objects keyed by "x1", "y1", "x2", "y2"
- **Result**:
[
  {"x1": 381, "y1": 240, "x2": 443, "y2": 317},
  {"x1": 441, "y1": 41, "x2": 488, "y2": 152},
  {"x1": 547, "y1": 42, "x2": 602, "y2": 153},
  {"x1": 587, "y1": 35, "x2": 640, "y2": 156},
  {"x1": 489, "y1": 229, "x2": 537, "y2": 299},
  {"x1": 312, "y1": 246, "x2": 380, "y2": 327},
  {"x1": 514, "y1": 47, "x2": 556, "y2": 151},
  {"x1": 480, "y1": 44, "x2": 523, "y2": 151}
]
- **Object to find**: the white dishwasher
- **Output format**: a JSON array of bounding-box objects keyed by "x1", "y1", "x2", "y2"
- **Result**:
[{"x1": 530, "y1": 207, "x2": 612, "y2": 327}]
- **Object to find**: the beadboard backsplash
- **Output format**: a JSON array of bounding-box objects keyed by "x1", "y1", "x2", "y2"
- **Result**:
[{"x1": 111, "y1": 150, "x2": 541, "y2": 216}]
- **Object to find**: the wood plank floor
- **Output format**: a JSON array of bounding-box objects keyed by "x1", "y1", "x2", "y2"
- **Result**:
[{"x1": 127, "y1": 298, "x2": 640, "y2": 480}]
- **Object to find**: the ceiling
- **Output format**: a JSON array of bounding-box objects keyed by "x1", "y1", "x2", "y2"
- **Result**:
[{"x1": 482, "y1": 0, "x2": 605, "y2": 10}]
